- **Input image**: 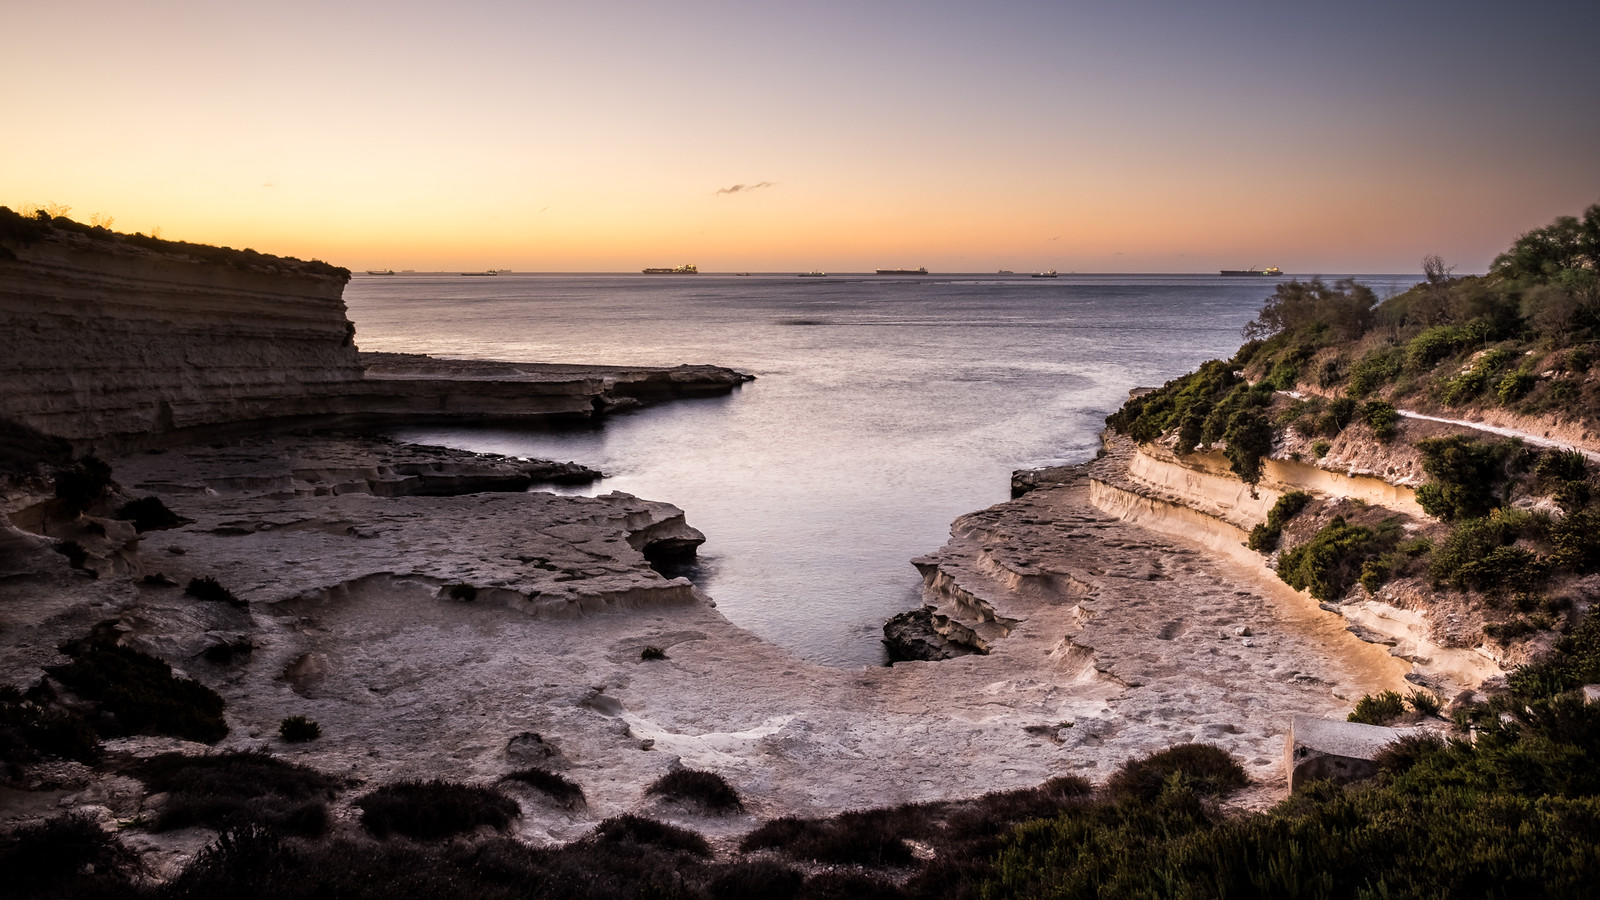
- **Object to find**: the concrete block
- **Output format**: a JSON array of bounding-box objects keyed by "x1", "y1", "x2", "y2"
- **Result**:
[{"x1": 1285, "y1": 715, "x2": 1408, "y2": 793}]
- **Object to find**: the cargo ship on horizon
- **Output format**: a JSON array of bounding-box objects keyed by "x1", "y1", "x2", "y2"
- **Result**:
[
  {"x1": 643, "y1": 264, "x2": 698, "y2": 274},
  {"x1": 875, "y1": 267, "x2": 928, "y2": 275},
  {"x1": 1220, "y1": 266, "x2": 1283, "y2": 277}
]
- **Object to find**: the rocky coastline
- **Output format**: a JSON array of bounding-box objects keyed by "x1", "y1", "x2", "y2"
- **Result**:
[{"x1": 1, "y1": 216, "x2": 1557, "y2": 890}]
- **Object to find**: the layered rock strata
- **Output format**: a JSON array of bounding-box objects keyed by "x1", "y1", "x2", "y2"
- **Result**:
[{"x1": 0, "y1": 235, "x2": 751, "y2": 450}]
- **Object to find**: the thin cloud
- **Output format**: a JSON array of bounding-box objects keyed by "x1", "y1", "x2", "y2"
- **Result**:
[{"x1": 716, "y1": 181, "x2": 775, "y2": 195}]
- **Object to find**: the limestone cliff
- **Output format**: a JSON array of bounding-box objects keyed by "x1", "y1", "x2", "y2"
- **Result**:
[
  {"x1": 0, "y1": 222, "x2": 751, "y2": 450},
  {"x1": 0, "y1": 229, "x2": 361, "y2": 443}
]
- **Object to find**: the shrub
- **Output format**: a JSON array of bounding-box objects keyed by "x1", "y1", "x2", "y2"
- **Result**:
[
  {"x1": 1106, "y1": 743, "x2": 1248, "y2": 803},
  {"x1": 1348, "y1": 690, "x2": 1406, "y2": 725},
  {"x1": 641, "y1": 645, "x2": 667, "y2": 661},
  {"x1": 705, "y1": 859, "x2": 805, "y2": 900},
  {"x1": 47, "y1": 636, "x2": 227, "y2": 743},
  {"x1": 279, "y1": 715, "x2": 320, "y2": 742},
  {"x1": 447, "y1": 583, "x2": 477, "y2": 602},
  {"x1": 503, "y1": 766, "x2": 585, "y2": 808},
  {"x1": 356, "y1": 780, "x2": 520, "y2": 840},
  {"x1": 1360, "y1": 400, "x2": 1400, "y2": 441},
  {"x1": 53, "y1": 456, "x2": 112, "y2": 515},
  {"x1": 1318, "y1": 396, "x2": 1358, "y2": 435},
  {"x1": 0, "y1": 684, "x2": 100, "y2": 769},
  {"x1": 1311, "y1": 439, "x2": 1331, "y2": 458},
  {"x1": 1221, "y1": 407, "x2": 1274, "y2": 485},
  {"x1": 0, "y1": 813, "x2": 138, "y2": 899},
  {"x1": 186, "y1": 576, "x2": 246, "y2": 608},
  {"x1": 1498, "y1": 371, "x2": 1536, "y2": 404},
  {"x1": 115, "y1": 495, "x2": 189, "y2": 531},
  {"x1": 1405, "y1": 324, "x2": 1464, "y2": 370},
  {"x1": 646, "y1": 768, "x2": 743, "y2": 813},
  {"x1": 1440, "y1": 348, "x2": 1515, "y2": 406},
  {"x1": 1248, "y1": 490, "x2": 1313, "y2": 553},
  {"x1": 589, "y1": 814, "x2": 711, "y2": 856},
  {"x1": 132, "y1": 751, "x2": 342, "y2": 835},
  {"x1": 1358, "y1": 536, "x2": 1432, "y2": 593},
  {"x1": 1346, "y1": 346, "x2": 1402, "y2": 397},
  {"x1": 741, "y1": 806, "x2": 936, "y2": 867},
  {"x1": 1106, "y1": 359, "x2": 1241, "y2": 446},
  {"x1": 1414, "y1": 435, "x2": 1516, "y2": 520},
  {"x1": 1406, "y1": 689, "x2": 1441, "y2": 716},
  {"x1": 1372, "y1": 733, "x2": 1445, "y2": 772},
  {"x1": 1277, "y1": 516, "x2": 1400, "y2": 602},
  {"x1": 1429, "y1": 510, "x2": 1548, "y2": 595}
]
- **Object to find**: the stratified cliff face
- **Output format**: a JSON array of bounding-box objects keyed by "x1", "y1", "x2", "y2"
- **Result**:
[
  {"x1": 0, "y1": 230, "x2": 753, "y2": 449},
  {"x1": 0, "y1": 233, "x2": 361, "y2": 443}
]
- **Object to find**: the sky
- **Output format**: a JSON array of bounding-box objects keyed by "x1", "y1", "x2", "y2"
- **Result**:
[{"x1": 5, "y1": 0, "x2": 1597, "y2": 273}]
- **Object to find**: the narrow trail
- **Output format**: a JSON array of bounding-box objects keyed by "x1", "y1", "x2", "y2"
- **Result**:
[
  {"x1": 1281, "y1": 389, "x2": 1600, "y2": 462},
  {"x1": 1394, "y1": 409, "x2": 1600, "y2": 463}
]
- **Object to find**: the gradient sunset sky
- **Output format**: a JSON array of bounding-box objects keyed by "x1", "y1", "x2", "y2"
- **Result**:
[{"x1": 7, "y1": 0, "x2": 1597, "y2": 273}]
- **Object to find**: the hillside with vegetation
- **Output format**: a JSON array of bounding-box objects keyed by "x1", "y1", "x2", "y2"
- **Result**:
[
  {"x1": 0, "y1": 205, "x2": 349, "y2": 281},
  {"x1": 1109, "y1": 202, "x2": 1600, "y2": 671}
]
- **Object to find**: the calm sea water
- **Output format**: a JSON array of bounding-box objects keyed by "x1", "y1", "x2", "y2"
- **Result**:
[{"x1": 343, "y1": 273, "x2": 1416, "y2": 667}]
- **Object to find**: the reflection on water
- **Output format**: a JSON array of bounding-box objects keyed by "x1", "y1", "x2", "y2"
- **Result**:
[{"x1": 350, "y1": 273, "x2": 1418, "y2": 667}]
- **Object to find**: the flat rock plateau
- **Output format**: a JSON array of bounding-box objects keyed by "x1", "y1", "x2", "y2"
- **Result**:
[{"x1": 3, "y1": 433, "x2": 1416, "y2": 868}]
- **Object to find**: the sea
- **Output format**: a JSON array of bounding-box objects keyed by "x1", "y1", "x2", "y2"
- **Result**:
[{"x1": 343, "y1": 272, "x2": 1417, "y2": 668}]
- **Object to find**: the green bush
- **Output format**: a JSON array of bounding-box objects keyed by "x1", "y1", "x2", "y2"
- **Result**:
[
  {"x1": 1318, "y1": 396, "x2": 1358, "y2": 435},
  {"x1": 1311, "y1": 439, "x2": 1331, "y2": 458},
  {"x1": 1346, "y1": 346, "x2": 1402, "y2": 397},
  {"x1": 1349, "y1": 690, "x2": 1406, "y2": 725},
  {"x1": 1414, "y1": 435, "x2": 1517, "y2": 520},
  {"x1": 279, "y1": 715, "x2": 320, "y2": 743},
  {"x1": 46, "y1": 636, "x2": 227, "y2": 743},
  {"x1": 1405, "y1": 324, "x2": 1465, "y2": 370},
  {"x1": 1221, "y1": 407, "x2": 1274, "y2": 485},
  {"x1": 1248, "y1": 490, "x2": 1313, "y2": 553},
  {"x1": 1429, "y1": 509, "x2": 1547, "y2": 594},
  {"x1": 1277, "y1": 516, "x2": 1401, "y2": 602},
  {"x1": 1498, "y1": 370, "x2": 1537, "y2": 404},
  {"x1": 1407, "y1": 689, "x2": 1441, "y2": 716},
  {"x1": 1360, "y1": 399, "x2": 1400, "y2": 441},
  {"x1": 1106, "y1": 359, "x2": 1241, "y2": 446},
  {"x1": 1105, "y1": 743, "x2": 1248, "y2": 803}
]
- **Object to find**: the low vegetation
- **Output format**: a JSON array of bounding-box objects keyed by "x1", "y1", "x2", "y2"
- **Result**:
[
  {"x1": 646, "y1": 768, "x2": 744, "y2": 813},
  {"x1": 355, "y1": 780, "x2": 520, "y2": 840},
  {"x1": 502, "y1": 766, "x2": 586, "y2": 808},
  {"x1": 131, "y1": 752, "x2": 342, "y2": 835},
  {"x1": 46, "y1": 632, "x2": 228, "y2": 743},
  {"x1": 0, "y1": 205, "x2": 350, "y2": 280},
  {"x1": 115, "y1": 496, "x2": 189, "y2": 532},
  {"x1": 185, "y1": 576, "x2": 247, "y2": 608},
  {"x1": 278, "y1": 715, "x2": 320, "y2": 743},
  {"x1": 1247, "y1": 490, "x2": 1312, "y2": 552}
]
